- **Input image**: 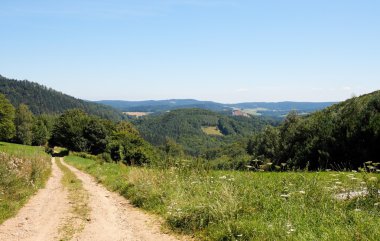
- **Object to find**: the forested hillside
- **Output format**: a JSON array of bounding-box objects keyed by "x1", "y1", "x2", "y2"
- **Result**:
[
  {"x1": 249, "y1": 90, "x2": 380, "y2": 170},
  {"x1": 133, "y1": 108, "x2": 276, "y2": 155},
  {"x1": 96, "y1": 99, "x2": 336, "y2": 117},
  {"x1": 0, "y1": 75, "x2": 123, "y2": 121},
  {"x1": 97, "y1": 99, "x2": 229, "y2": 112}
]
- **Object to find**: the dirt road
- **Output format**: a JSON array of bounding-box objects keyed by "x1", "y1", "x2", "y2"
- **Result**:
[
  {"x1": 0, "y1": 157, "x2": 184, "y2": 241},
  {"x1": 0, "y1": 158, "x2": 69, "y2": 241}
]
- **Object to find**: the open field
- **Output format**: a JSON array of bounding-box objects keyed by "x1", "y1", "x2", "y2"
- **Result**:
[
  {"x1": 240, "y1": 108, "x2": 268, "y2": 116},
  {"x1": 0, "y1": 142, "x2": 51, "y2": 224},
  {"x1": 0, "y1": 142, "x2": 49, "y2": 158},
  {"x1": 65, "y1": 155, "x2": 380, "y2": 240},
  {"x1": 123, "y1": 112, "x2": 152, "y2": 117},
  {"x1": 201, "y1": 126, "x2": 223, "y2": 136}
]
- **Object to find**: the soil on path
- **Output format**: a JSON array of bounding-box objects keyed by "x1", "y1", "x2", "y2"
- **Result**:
[
  {"x1": 61, "y1": 158, "x2": 184, "y2": 241},
  {"x1": 0, "y1": 157, "x2": 188, "y2": 241},
  {"x1": 0, "y1": 158, "x2": 70, "y2": 241}
]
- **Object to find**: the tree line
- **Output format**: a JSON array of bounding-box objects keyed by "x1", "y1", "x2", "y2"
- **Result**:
[
  {"x1": 0, "y1": 75, "x2": 124, "y2": 121},
  {"x1": 2, "y1": 89, "x2": 379, "y2": 171},
  {"x1": 0, "y1": 94, "x2": 52, "y2": 146},
  {"x1": 0, "y1": 93, "x2": 154, "y2": 165},
  {"x1": 246, "y1": 91, "x2": 380, "y2": 170}
]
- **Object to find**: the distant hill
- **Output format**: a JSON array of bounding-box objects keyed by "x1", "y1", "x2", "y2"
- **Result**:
[
  {"x1": 97, "y1": 99, "x2": 230, "y2": 112},
  {"x1": 132, "y1": 108, "x2": 277, "y2": 156},
  {"x1": 96, "y1": 99, "x2": 336, "y2": 118},
  {"x1": 0, "y1": 75, "x2": 124, "y2": 121}
]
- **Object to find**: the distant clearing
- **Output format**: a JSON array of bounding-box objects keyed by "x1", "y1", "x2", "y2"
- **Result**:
[
  {"x1": 123, "y1": 112, "x2": 151, "y2": 117},
  {"x1": 201, "y1": 126, "x2": 223, "y2": 136},
  {"x1": 241, "y1": 108, "x2": 268, "y2": 116}
]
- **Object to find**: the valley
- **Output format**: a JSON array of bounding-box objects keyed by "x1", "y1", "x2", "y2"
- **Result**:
[
  {"x1": 97, "y1": 99, "x2": 336, "y2": 118},
  {"x1": 1, "y1": 1, "x2": 379, "y2": 240},
  {"x1": 0, "y1": 76, "x2": 379, "y2": 240}
]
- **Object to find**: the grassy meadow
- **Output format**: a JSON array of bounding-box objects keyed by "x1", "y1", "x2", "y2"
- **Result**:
[
  {"x1": 0, "y1": 142, "x2": 51, "y2": 223},
  {"x1": 201, "y1": 126, "x2": 224, "y2": 136},
  {"x1": 65, "y1": 155, "x2": 380, "y2": 240}
]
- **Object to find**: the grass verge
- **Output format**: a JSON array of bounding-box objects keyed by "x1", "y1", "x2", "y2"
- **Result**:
[
  {"x1": 56, "y1": 158, "x2": 90, "y2": 241},
  {"x1": 65, "y1": 155, "x2": 380, "y2": 240},
  {"x1": 0, "y1": 142, "x2": 51, "y2": 224}
]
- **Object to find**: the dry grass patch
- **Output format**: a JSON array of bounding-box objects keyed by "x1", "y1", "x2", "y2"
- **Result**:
[{"x1": 201, "y1": 126, "x2": 223, "y2": 136}]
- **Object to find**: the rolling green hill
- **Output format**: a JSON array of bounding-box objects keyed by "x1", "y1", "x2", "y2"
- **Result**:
[
  {"x1": 133, "y1": 108, "x2": 276, "y2": 155},
  {"x1": 250, "y1": 90, "x2": 380, "y2": 169},
  {"x1": 96, "y1": 99, "x2": 336, "y2": 117},
  {"x1": 0, "y1": 75, "x2": 124, "y2": 121}
]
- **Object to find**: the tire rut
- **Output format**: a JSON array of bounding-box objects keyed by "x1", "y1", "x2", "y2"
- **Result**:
[
  {"x1": 61, "y1": 158, "x2": 186, "y2": 241},
  {"x1": 0, "y1": 157, "x2": 70, "y2": 241}
]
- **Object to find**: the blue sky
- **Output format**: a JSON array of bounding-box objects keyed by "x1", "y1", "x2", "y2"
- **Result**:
[{"x1": 1, "y1": 0, "x2": 379, "y2": 102}]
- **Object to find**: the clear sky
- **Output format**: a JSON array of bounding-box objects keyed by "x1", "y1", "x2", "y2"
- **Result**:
[{"x1": 1, "y1": 0, "x2": 379, "y2": 103}]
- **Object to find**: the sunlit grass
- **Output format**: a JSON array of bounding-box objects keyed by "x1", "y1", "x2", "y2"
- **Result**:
[
  {"x1": 65, "y1": 155, "x2": 380, "y2": 240},
  {"x1": 201, "y1": 126, "x2": 224, "y2": 136},
  {"x1": 0, "y1": 142, "x2": 51, "y2": 224}
]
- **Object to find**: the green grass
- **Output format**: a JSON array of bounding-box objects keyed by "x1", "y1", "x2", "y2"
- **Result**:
[
  {"x1": 56, "y1": 158, "x2": 90, "y2": 241},
  {"x1": 65, "y1": 155, "x2": 380, "y2": 240},
  {"x1": 201, "y1": 126, "x2": 224, "y2": 136},
  {"x1": 0, "y1": 141, "x2": 48, "y2": 158},
  {"x1": 241, "y1": 108, "x2": 268, "y2": 116},
  {"x1": 0, "y1": 141, "x2": 51, "y2": 224}
]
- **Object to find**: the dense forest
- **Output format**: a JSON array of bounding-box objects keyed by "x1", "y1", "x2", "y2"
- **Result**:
[
  {"x1": 248, "y1": 91, "x2": 380, "y2": 170},
  {"x1": 132, "y1": 108, "x2": 277, "y2": 156},
  {"x1": 0, "y1": 75, "x2": 124, "y2": 121},
  {"x1": 0, "y1": 93, "x2": 155, "y2": 165},
  {"x1": 96, "y1": 99, "x2": 229, "y2": 112}
]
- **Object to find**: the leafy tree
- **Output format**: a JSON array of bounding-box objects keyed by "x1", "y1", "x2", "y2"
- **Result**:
[
  {"x1": 0, "y1": 94, "x2": 15, "y2": 140},
  {"x1": 83, "y1": 118, "x2": 109, "y2": 155},
  {"x1": 250, "y1": 126, "x2": 280, "y2": 162},
  {"x1": 246, "y1": 139, "x2": 255, "y2": 155},
  {"x1": 164, "y1": 137, "x2": 184, "y2": 157},
  {"x1": 116, "y1": 121, "x2": 140, "y2": 136},
  {"x1": 50, "y1": 109, "x2": 90, "y2": 151},
  {"x1": 14, "y1": 104, "x2": 34, "y2": 145},
  {"x1": 32, "y1": 118, "x2": 49, "y2": 146},
  {"x1": 107, "y1": 121, "x2": 155, "y2": 165}
]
